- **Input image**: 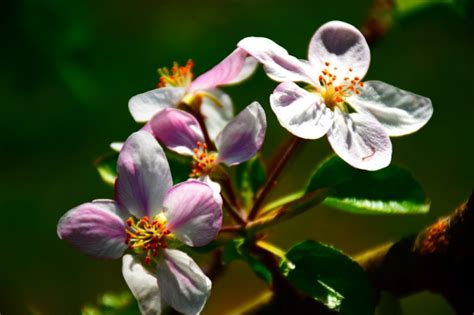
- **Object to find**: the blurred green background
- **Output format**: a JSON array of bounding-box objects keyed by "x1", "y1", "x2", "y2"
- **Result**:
[{"x1": 1, "y1": 0, "x2": 473, "y2": 314}]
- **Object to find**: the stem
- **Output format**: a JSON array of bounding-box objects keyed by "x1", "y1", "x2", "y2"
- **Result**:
[
  {"x1": 222, "y1": 193, "x2": 247, "y2": 226},
  {"x1": 218, "y1": 167, "x2": 242, "y2": 211},
  {"x1": 247, "y1": 135, "x2": 303, "y2": 221},
  {"x1": 187, "y1": 97, "x2": 215, "y2": 150}
]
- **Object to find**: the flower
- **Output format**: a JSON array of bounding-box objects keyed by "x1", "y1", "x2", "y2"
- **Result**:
[
  {"x1": 128, "y1": 48, "x2": 258, "y2": 141},
  {"x1": 143, "y1": 102, "x2": 266, "y2": 191},
  {"x1": 238, "y1": 21, "x2": 433, "y2": 170},
  {"x1": 57, "y1": 131, "x2": 222, "y2": 315}
]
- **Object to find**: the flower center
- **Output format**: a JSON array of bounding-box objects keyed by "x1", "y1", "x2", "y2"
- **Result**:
[
  {"x1": 317, "y1": 62, "x2": 364, "y2": 110},
  {"x1": 125, "y1": 213, "x2": 173, "y2": 264},
  {"x1": 190, "y1": 141, "x2": 217, "y2": 177},
  {"x1": 157, "y1": 59, "x2": 194, "y2": 88}
]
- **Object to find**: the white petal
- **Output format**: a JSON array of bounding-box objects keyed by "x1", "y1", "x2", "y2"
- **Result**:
[
  {"x1": 347, "y1": 80, "x2": 433, "y2": 136},
  {"x1": 116, "y1": 131, "x2": 172, "y2": 218},
  {"x1": 308, "y1": 21, "x2": 370, "y2": 83},
  {"x1": 157, "y1": 249, "x2": 212, "y2": 315},
  {"x1": 270, "y1": 82, "x2": 334, "y2": 139},
  {"x1": 110, "y1": 142, "x2": 124, "y2": 152},
  {"x1": 327, "y1": 108, "x2": 392, "y2": 171},
  {"x1": 122, "y1": 255, "x2": 162, "y2": 315},
  {"x1": 128, "y1": 87, "x2": 185, "y2": 123},
  {"x1": 238, "y1": 37, "x2": 317, "y2": 84},
  {"x1": 200, "y1": 89, "x2": 234, "y2": 141}
]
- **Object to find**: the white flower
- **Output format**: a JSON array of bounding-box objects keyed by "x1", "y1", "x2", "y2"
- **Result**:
[{"x1": 238, "y1": 21, "x2": 433, "y2": 170}]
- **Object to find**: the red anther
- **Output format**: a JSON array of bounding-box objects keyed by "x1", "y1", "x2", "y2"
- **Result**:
[
  {"x1": 322, "y1": 70, "x2": 327, "y2": 75},
  {"x1": 127, "y1": 218, "x2": 133, "y2": 226},
  {"x1": 319, "y1": 75, "x2": 323, "y2": 81},
  {"x1": 354, "y1": 76, "x2": 360, "y2": 81},
  {"x1": 143, "y1": 216, "x2": 149, "y2": 222},
  {"x1": 356, "y1": 90, "x2": 360, "y2": 95},
  {"x1": 144, "y1": 256, "x2": 151, "y2": 265},
  {"x1": 349, "y1": 68, "x2": 353, "y2": 72},
  {"x1": 344, "y1": 77, "x2": 349, "y2": 81},
  {"x1": 359, "y1": 82, "x2": 364, "y2": 87},
  {"x1": 325, "y1": 62, "x2": 330, "y2": 66},
  {"x1": 164, "y1": 230, "x2": 170, "y2": 235}
]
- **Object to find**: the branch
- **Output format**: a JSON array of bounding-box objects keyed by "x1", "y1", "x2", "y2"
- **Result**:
[{"x1": 356, "y1": 191, "x2": 474, "y2": 314}]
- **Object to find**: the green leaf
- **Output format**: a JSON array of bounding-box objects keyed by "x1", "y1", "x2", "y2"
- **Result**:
[
  {"x1": 306, "y1": 155, "x2": 429, "y2": 214},
  {"x1": 281, "y1": 241, "x2": 375, "y2": 315},
  {"x1": 223, "y1": 238, "x2": 272, "y2": 284},
  {"x1": 94, "y1": 152, "x2": 118, "y2": 187},
  {"x1": 235, "y1": 154, "x2": 266, "y2": 208}
]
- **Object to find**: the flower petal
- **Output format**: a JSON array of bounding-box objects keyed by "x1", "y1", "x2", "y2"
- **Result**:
[
  {"x1": 215, "y1": 102, "x2": 266, "y2": 166},
  {"x1": 270, "y1": 82, "x2": 334, "y2": 139},
  {"x1": 347, "y1": 80, "x2": 433, "y2": 137},
  {"x1": 327, "y1": 108, "x2": 392, "y2": 171},
  {"x1": 308, "y1": 21, "x2": 370, "y2": 82},
  {"x1": 116, "y1": 131, "x2": 172, "y2": 218},
  {"x1": 128, "y1": 87, "x2": 185, "y2": 123},
  {"x1": 200, "y1": 89, "x2": 234, "y2": 141},
  {"x1": 156, "y1": 249, "x2": 212, "y2": 315},
  {"x1": 191, "y1": 48, "x2": 257, "y2": 91},
  {"x1": 122, "y1": 254, "x2": 162, "y2": 315},
  {"x1": 57, "y1": 200, "x2": 127, "y2": 259},
  {"x1": 238, "y1": 37, "x2": 316, "y2": 84},
  {"x1": 146, "y1": 108, "x2": 205, "y2": 156},
  {"x1": 163, "y1": 180, "x2": 222, "y2": 247}
]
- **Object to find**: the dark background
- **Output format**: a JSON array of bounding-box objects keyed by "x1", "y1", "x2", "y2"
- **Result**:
[{"x1": 1, "y1": 0, "x2": 473, "y2": 314}]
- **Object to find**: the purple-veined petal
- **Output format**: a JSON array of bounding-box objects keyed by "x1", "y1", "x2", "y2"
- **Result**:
[
  {"x1": 116, "y1": 131, "x2": 172, "y2": 218},
  {"x1": 146, "y1": 108, "x2": 205, "y2": 156},
  {"x1": 200, "y1": 89, "x2": 234, "y2": 141},
  {"x1": 156, "y1": 249, "x2": 212, "y2": 315},
  {"x1": 122, "y1": 254, "x2": 162, "y2": 315},
  {"x1": 270, "y1": 82, "x2": 334, "y2": 139},
  {"x1": 215, "y1": 102, "x2": 266, "y2": 166},
  {"x1": 57, "y1": 200, "x2": 127, "y2": 259},
  {"x1": 347, "y1": 80, "x2": 433, "y2": 137},
  {"x1": 238, "y1": 37, "x2": 316, "y2": 84},
  {"x1": 327, "y1": 108, "x2": 392, "y2": 171},
  {"x1": 190, "y1": 48, "x2": 257, "y2": 91},
  {"x1": 163, "y1": 180, "x2": 222, "y2": 247},
  {"x1": 308, "y1": 21, "x2": 370, "y2": 84},
  {"x1": 128, "y1": 87, "x2": 185, "y2": 123}
]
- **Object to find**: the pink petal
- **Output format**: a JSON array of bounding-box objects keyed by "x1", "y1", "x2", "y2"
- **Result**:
[
  {"x1": 308, "y1": 21, "x2": 370, "y2": 83},
  {"x1": 238, "y1": 37, "x2": 316, "y2": 84},
  {"x1": 190, "y1": 47, "x2": 257, "y2": 91},
  {"x1": 270, "y1": 82, "x2": 334, "y2": 139},
  {"x1": 115, "y1": 131, "x2": 172, "y2": 218},
  {"x1": 156, "y1": 249, "x2": 212, "y2": 315},
  {"x1": 163, "y1": 180, "x2": 222, "y2": 247},
  {"x1": 146, "y1": 108, "x2": 205, "y2": 156},
  {"x1": 57, "y1": 200, "x2": 127, "y2": 259},
  {"x1": 327, "y1": 108, "x2": 392, "y2": 171},
  {"x1": 215, "y1": 102, "x2": 266, "y2": 166},
  {"x1": 200, "y1": 88, "x2": 234, "y2": 141}
]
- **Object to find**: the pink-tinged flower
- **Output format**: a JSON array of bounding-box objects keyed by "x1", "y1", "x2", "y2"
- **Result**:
[
  {"x1": 238, "y1": 21, "x2": 433, "y2": 170},
  {"x1": 57, "y1": 131, "x2": 222, "y2": 315},
  {"x1": 144, "y1": 102, "x2": 266, "y2": 191},
  {"x1": 129, "y1": 48, "x2": 258, "y2": 141}
]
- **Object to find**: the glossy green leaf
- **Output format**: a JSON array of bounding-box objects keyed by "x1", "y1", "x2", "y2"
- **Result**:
[
  {"x1": 235, "y1": 154, "x2": 266, "y2": 208},
  {"x1": 281, "y1": 241, "x2": 375, "y2": 315},
  {"x1": 223, "y1": 238, "x2": 272, "y2": 284},
  {"x1": 94, "y1": 152, "x2": 118, "y2": 187},
  {"x1": 306, "y1": 155, "x2": 429, "y2": 214}
]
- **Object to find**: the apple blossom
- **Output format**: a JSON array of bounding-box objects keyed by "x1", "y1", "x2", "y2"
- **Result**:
[
  {"x1": 238, "y1": 21, "x2": 433, "y2": 170},
  {"x1": 57, "y1": 131, "x2": 222, "y2": 315},
  {"x1": 144, "y1": 102, "x2": 266, "y2": 191},
  {"x1": 129, "y1": 48, "x2": 257, "y2": 141}
]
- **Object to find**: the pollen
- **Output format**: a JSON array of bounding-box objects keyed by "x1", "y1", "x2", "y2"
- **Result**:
[
  {"x1": 317, "y1": 62, "x2": 364, "y2": 110},
  {"x1": 157, "y1": 59, "x2": 194, "y2": 88},
  {"x1": 125, "y1": 213, "x2": 171, "y2": 264},
  {"x1": 190, "y1": 141, "x2": 217, "y2": 178}
]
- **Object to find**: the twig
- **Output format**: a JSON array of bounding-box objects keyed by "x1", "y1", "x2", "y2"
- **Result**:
[
  {"x1": 356, "y1": 191, "x2": 474, "y2": 314},
  {"x1": 247, "y1": 136, "x2": 302, "y2": 221},
  {"x1": 222, "y1": 193, "x2": 247, "y2": 226}
]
